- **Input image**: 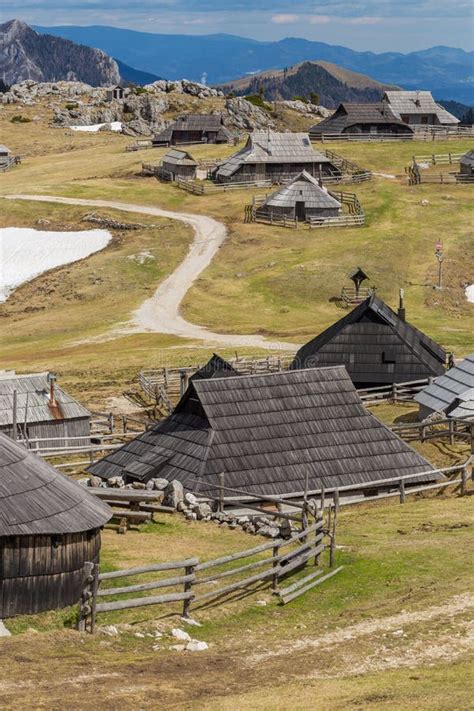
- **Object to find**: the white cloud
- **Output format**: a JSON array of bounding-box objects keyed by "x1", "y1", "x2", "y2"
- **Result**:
[
  {"x1": 271, "y1": 14, "x2": 299, "y2": 24},
  {"x1": 346, "y1": 16, "x2": 382, "y2": 25},
  {"x1": 309, "y1": 15, "x2": 332, "y2": 24}
]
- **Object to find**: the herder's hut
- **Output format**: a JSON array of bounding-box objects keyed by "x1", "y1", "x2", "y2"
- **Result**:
[
  {"x1": 383, "y1": 91, "x2": 459, "y2": 127},
  {"x1": 460, "y1": 149, "x2": 474, "y2": 176},
  {"x1": 0, "y1": 371, "x2": 91, "y2": 449},
  {"x1": 214, "y1": 131, "x2": 341, "y2": 184},
  {"x1": 258, "y1": 170, "x2": 342, "y2": 222},
  {"x1": 153, "y1": 114, "x2": 232, "y2": 146},
  {"x1": 0, "y1": 433, "x2": 111, "y2": 618},
  {"x1": 0, "y1": 144, "x2": 17, "y2": 171},
  {"x1": 291, "y1": 294, "x2": 446, "y2": 388},
  {"x1": 414, "y1": 353, "x2": 474, "y2": 420},
  {"x1": 106, "y1": 84, "x2": 127, "y2": 101},
  {"x1": 88, "y1": 367, "x2": 435, "y2": 500},
  {"x1": 159, "y1": 149, "x2": 198, "y2": 181},
  {"x1": 310, "y1": 103, "x2": 414, "y2": 139}
]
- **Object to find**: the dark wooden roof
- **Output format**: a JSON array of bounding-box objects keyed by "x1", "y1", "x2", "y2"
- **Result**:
[
  {"x1": 415, "y1": 352, "x2": 474, "y2": 417},
  {"x1": 154, "y1": 114, "x2": 232, "y2": 141},
  {"x1": 0, "y1": 433, "x2": 111, "y2": 536},
  {"x1": 190, "y1": 354, "x2": 239, "y2": 382},
  {"x1": 460, "y1": 149, "x2": 474, "y2": 168},
  {"x1": 310, "y1": 103, "x2": 413, "y2": 136},
  {"x1": 291, "y1": 295, "x2": 446, "y2": 386},
  {"x1": 89, "y1": 367, "x2": 434, "y2": 498}
]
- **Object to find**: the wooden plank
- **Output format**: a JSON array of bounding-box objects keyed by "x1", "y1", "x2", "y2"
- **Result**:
[
  {"x1": 194, "y1": 565, "x2": 280, "y2": 602},
  {"x1": 280, "y1": 543, "x2": 325, "y2": 576},
  {"x1": 89, "y1": 489, "x2": 167, "y2": 503},
  {"x1": 195, "y1": 539, "x2": 283, "y2": 571},
  {"x1": 109, "y1": 510, "x2": 151, "y2": 522},
  {"x1": 95, "y1": 591, "x2": 193, "y2": 612},
  {"x1": 278, "y1": 567, "x2": 325, "y2": 597},
  {"x1": 280, "y1": 566, "x2": 344, "y2": 604},
  {"x1": 196, "y1": 557, "x2": 276, "y2": 585},
  {"x1": 99, "y1": 558, "x2": 199, "y2": 580},
  {"x1": 97, "y1": 573, "x2": 195, "y2": 597}
]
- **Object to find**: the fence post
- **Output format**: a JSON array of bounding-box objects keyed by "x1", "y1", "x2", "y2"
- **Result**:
[
  {"x1": 77, "y1": 561, "x2": 94, "y2": 632},
  {"x1": 449, "y1": 419, "x2": 454, "y2": 445},
  {"x1": 333, "y1": 488, "x2": 340, "y2": 514},
  {"x1": 272, "y1": 543, "x2": 280, "y2": 593},
  {"x1": 218, "y1": 472, "x2": 225, "y2": 513},
  {"x1": 329, "y1": 505, "x2": 337, "y2": 568},
  {"x1": 460, "y1": 465, "x2": 469, "y2": 496},
  {"x1": 90, "y1": 563, "x2": 100, "y2": 633},
  {"x1": 391, "y1": 382, "x2": 397, "y2": 402},
  {"x1": 182, "y1": 561, "x2": 196, "y2": 618},
  {"x1": 399, "y1": 478, "x2": 406, "y2": 504}
]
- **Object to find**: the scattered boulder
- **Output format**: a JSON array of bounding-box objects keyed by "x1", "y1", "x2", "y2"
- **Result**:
[
  {"x1": 186, "y1": 640, "x2": 209, "y2": 652},
  {"x1": 194, "y1": 502, "x2": 212, "y2": 520},
  {"x1": 0, "y1": 620, "x2": 11, "y2": 637},
  {"x1": 88, "y1": 475, "x2": 102, "y2": 488},
  {"x1": 163, "y1": 480, "x2": 184, "y2": 508},
  {"x1": 171, "y1": 628, "x2": 191, "y2": 642}
]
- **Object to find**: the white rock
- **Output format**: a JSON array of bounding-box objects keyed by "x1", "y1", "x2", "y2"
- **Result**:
[
  {"x1": 169, "y1": 644, "x2": 186, "y2": 651},
  {"x1": 186, "y1": 640, "x2": 209, "y2": 652},
  {"x1": 0, "y1": 620, "x2": 11, "y2": 637},
  {"x1": 101, "y1": 625, "x2": 119, "y2": 636},
  {"x1": 152, "y1": 644, "x2": 161, "y2": 651},
  {"x1": 171, "y1": 628, "x2": 191, "y2": 642},
  {"x1": 134, "y1": 632, "x2": 145, "y2": 638},
  {"x1": 180, "y1": 617, "x2": 202, "y2": 627},
  {"x1": 184, "y1": 492, "x2": 198, "y2": 506},
  {"x1": 255, "y1": 600, "x2": 267, "y2": 607}
]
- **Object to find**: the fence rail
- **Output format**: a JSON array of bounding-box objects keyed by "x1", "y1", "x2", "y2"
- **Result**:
[{"x1": 176, "y1": 176, "x2": 272, "y2": 194}]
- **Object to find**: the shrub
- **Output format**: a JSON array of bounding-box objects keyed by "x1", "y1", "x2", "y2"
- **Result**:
[
  {"x1": 310, "y1": 92, "x2": 320, "y2": 105},
  {"x1": 133, "y1": 87, "x2": 148, "y2": 95},
  {"x1": 11, "y1": 115, "x2": 31, "y2": 123},
  {"x1": 245, "y1": 94, "x2": 272, "y2": 111},
  {"x1": 292, "y1": 95, "x2": 309, "y2": 104},
  {"x1": 65, "y1": 102, "x2": 79, "y2": 110}
]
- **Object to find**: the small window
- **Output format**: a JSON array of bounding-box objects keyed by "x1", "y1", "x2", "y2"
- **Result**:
[
  {"x1": 382, "y1": 349, "x2": 396, "y2": 363},
  {"x1": 302, "y1": 137, "x2": 310, "y2": 146}
]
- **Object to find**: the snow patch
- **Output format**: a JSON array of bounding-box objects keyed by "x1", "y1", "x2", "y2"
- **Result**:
[
  {"x1": 0, "y1": 227, "x2": 112, "y2": 302},
  {"x1": 466, "y1": 285, "x2": 474, "y2": 303},
  {"x1": 70, "y1": 121, "x2": 122, "y2": 133}
]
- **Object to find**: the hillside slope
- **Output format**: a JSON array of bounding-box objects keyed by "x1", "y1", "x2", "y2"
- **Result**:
[
  {"x1": 219, "y1": 61, "x2": 398, "y2": 107},
  {"x1": 34, "y1": 25, "x2": 474, "y2": 102}
]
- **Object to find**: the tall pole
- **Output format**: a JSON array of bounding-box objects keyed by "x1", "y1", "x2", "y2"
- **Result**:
[{"x1": 435, "y1": 241, "x2": 444, "y2": 290}]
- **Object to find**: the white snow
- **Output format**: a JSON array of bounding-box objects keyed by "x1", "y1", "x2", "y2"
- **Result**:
[
  {"x1": 466, "y1": 285, "x2": 474, "y2": 303},
  {"x1": 0, "y1": 227, "x2": 112, "y2": 302},
  {"x1": 70, "y1": 121, "x2": 122, "y2": 133}
]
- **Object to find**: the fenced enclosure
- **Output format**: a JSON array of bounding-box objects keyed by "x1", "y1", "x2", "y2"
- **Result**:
[
  {"x1": 391, "y1": 417, "x2": 474, "y2": 447},
  {"x1": 312, "y1": 126, "x2": 474, "y2": 143},
  {"x1": 357, "y1": 378, "x2": 430, "y2": 404},
  {"x1": 175, "y1": 176, "x2": 273, "y2": 194}
]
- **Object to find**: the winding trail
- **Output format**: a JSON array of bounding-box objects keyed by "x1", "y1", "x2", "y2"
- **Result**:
[{"x1": 3, "y1": 194, "x2": 297, "y2": 351}]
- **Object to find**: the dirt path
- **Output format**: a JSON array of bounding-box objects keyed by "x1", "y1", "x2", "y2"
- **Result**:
[{"x1": 3, "y1": 194, "x2": 297, "y2": 351}]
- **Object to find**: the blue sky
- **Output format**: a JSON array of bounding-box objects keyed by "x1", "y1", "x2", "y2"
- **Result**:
[{"x1": 5, "y1": 0, "x2": 474, "y2": 51}]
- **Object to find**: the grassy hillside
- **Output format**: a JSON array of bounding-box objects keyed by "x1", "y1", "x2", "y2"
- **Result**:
[
  {"x1": 1, "y1": 493, "x2": 473, "y2": 709},
  {"x1": 0, "y1": 99, "x2": 473, "y2": 408}
]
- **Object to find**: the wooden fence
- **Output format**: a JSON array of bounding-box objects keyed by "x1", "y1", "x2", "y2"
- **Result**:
[
  {"x1": 0, "y1": 155, "x2": 21, "y2": 172},
  {"x1": 175, "y1": 176, "x2": 272, "y2": 194},
  {"x1": 357, "y1": 378, "x2": 430, "y2": 404},
  {"x1": 391, "y1": 417, "x2": 474, "y2": 447},
  {"x1": 312, "y1": 126, "x2": 474, "y2": 143},
  {"x1": 78, "y1": 517, "x2": 338, "y2": 632},
  {"x1": 139, "y1": 354, "x2": 295, "y2": 402}
]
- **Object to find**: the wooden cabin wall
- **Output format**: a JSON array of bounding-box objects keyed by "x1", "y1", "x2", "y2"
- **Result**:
[
  {"x1": 0, "y1": 416, "x2": 91, "y2": 450},
  {"x1": 0, "y1": 530, "x2": 101, "y2": 618}
]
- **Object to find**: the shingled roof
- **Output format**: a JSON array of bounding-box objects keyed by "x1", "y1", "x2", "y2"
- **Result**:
[
  {"x1": 291, "y1": 295, "x2": 446, "y2": 386},
  {"x1": 216, "y1": 131, "x2": 331, "y2": 179},
  {"x1": 89, "y1": 366, "x2": 435, "y2": 498},
  {"x1": 190, "y1": 354, "x2": 239, "y2": 382},
  {"x1": 0, "y1": 433, "x2": 111, "y2": 536},
  {"x1": 383, "y1": 91, "x2": 459, "y2": 125},
  {"x1": 310, "y1": 103, "x2": 413, "y2": 136},
  {"x1": 414, "y1": 353, "x2": 474, "y2": 418},
  {"x1": 155, "y1": 114, "x2": 232, "y2": 142},
  {"x1": 460, "y1": 149, "x2": 474, "y2": 169},
  {"x1": 0, "y1": 372, "x2": 91, "y2": 427},
  {"x1": 162, "y1": 148, "x2": 198, "y2": 166},
  {"x1": 262, "y1": 170, "x2": 342, "y2": 210}
]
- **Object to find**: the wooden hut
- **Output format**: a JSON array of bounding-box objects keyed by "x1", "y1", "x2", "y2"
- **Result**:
[
  {"x1": 0, "y1": 433, "x2": 111, "y2": 619},
  {"x1": 153, "y1": 114, "x2": 232, "y2": 146},
  {"x1": 258, "y1": 170, "x2": 341, "y2": 221},
  {"x1": 414, "y1": 353, "x2": 474, "y2": 420},
  {"x1": 159, "y1": 149, "x2": 198, "y2": 181},
  {"x1": 89, "y1": 366, "x2": 435, "y2": 500},
  {"x1": 291, "y1": 294, "x2": 446, "y2": 388},
  {"x1": 309, "y1": 103, "x2": 414, "y2": 139},
  {"x1": 460, "y1": 149, "x2": 474, "y2": 176},
  {"x1": 214, "y1": 131, "x2": 341, "y2": 184},
  {"x1": 0, "y1": 371, "x2": 91, "y2": 450},
  {"x1": 383, "y1": 91, "x2": 459, "y2": 127},
  {"x1": 106, "y1": 84, "x2": 127, "y2": 101}
]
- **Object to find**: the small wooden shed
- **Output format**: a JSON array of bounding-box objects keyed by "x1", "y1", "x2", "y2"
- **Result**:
[
  {"x1": 0, "y1": 371, "x2": 91, "y2": 449},
  {"x1": 89, "y1": 367, "x2": 436, "y2": 498},
  {"x1": 259, "y1": 170, "x2": 342, "y2": 221},
  {"x1": 153, "y1": 114, "x2": 232, "y2": 146},
  {"x1": 160, "y1": 149, "x2": 198, "y2": 181},
  {"x1": 415, "y1": 353, "x2": 474, "y2": 419},
  {"x1": 0, "y1": 433, "x2": 111, "y2": 619},
  {"x1": 460, "y1": 149, "x2": 474, "y2": 176},
  {"x1": 290, "y1": 294, "x2": 446, "y2": 388},
  {"x1": 310, "y1": 103, "x2": 414, "y2": 139},
  {"x1": 214, "y1": 131, "x2": 341, "y2": 184}
]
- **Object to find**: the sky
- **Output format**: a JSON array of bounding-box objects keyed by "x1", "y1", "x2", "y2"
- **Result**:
[{"x1": 4, "y1": 0, "x2": 474, "y2": 52}]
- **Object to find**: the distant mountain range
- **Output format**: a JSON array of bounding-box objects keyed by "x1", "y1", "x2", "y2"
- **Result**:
[
  {"x1": 34, "y1": 24, "x2": 474, "y2": 103},
  {"x1": 0, "y1": 20, "x2": 160, "y2": 87},
  {"x1": 219, "y1": 61, "x2": 398, "y2": 108}
]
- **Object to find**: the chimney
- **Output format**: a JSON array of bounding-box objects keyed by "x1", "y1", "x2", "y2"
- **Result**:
[
  {"x1": 398, "y1": 288, "x2": 406, "y2": 322},
  {"x1": 47, "y1": 372, "x2": 58, "y2": 408}
]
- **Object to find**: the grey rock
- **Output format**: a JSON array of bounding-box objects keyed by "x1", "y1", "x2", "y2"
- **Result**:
[
  {"x1": 195, "y1": 503, "x2": 212, "y2": 520},
  {"x1": 88, "y1": 475, "x2": 102, "y2": 488},
  {"x1": 153, "y1": 478, "x2": 169, "y2": 491},
  {"x1": 163, "y1": 480, "x2": 184, "y2": 508},
  {"x1": 132, "y1": 481, "x2": 146, "y2": 490},
  {"x1": 0, "y1": 620, "x2": 11, "y2": 637},
  {"x1": 184, "y1": 492, "x2": 198, "y2": 506}
]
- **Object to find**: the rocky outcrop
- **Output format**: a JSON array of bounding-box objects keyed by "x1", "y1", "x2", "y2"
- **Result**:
[
  {"x1": 0, "y1": 19, "x2": 120, "y2": 86},
  {"x1": 279, "y1": 99, "x2": 331, "y2": 118},
  {"x1": 224, "y1": 97, "x2": 274, "y2": 130}
]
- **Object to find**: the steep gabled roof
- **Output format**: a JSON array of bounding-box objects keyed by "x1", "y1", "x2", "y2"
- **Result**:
[
  {"x1": 89, "y1": 367, "x2": 435, "y2": 497},
  {"x1": 383, "y1": 91, "x2": 459, "y2": 125},
  {"x1": 0, "y1": 433, "x2": 111, "y2": 536},
  {"x1": 216, "y1": 131, "x2": 332, "y2": 178},
  {"x1": 162, "y1": 148, "x2": 198, "y2": 166},
  {"x1": 291, "y1": 295, "x2": 446, "y2": 382},
  {"x1": 414, "y1": 353, "x2": 474, "y2": 416},
  {"x1": 154, "y1": 113, "x2": 231, "y2": 142},
  {"x1": 460, "y1": 149, "x2": 474, "y2": 168},
  {"x1": 190, "y1": 354, "x2": 239, "y2": 382},
  {"x1": 0, "y1": 372, "x2": 91, "y2": 427},
  {"x1": 310, "y1": 103, "x2": 412, "y2": 136},
  {"x1": 262, "y1": 170, "x2": 342, "y2": 209}
]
